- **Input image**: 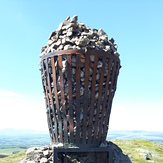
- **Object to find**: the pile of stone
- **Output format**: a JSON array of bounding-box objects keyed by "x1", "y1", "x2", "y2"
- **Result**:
[
  {"x1": 39, "y1": 15, "x2": 120, "y2": 142},
  {"x1": 136, "y1": 148, "x2": 161, "y2": 161},
  {"x1": 20, "y1": 146, "x2": 53, "y2": 163},
  {"x1": 20, "y1": 142, "x2": 131, "y2": 163},
  {"x1": 39, "y1": 15, "x2": 119, "y2": 58}
]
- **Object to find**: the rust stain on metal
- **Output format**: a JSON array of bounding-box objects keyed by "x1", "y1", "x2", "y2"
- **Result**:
[{"x1": 40, "y1": 49, "x2": 120, "y2": 147}]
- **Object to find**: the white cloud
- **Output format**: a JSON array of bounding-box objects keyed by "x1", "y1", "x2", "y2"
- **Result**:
[
  {"x1": 109, "y1": 98, "x2": 163, "y2": 131},
  {"x1": 0, "y1": 90, "x2": 48, "y2": 131}
]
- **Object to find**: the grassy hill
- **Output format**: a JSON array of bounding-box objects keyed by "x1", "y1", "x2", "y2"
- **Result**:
[
  {"x1": 112, "y1": 140, "x2": 163, "y2": 163},
  {"x1": 0, "y1": 140, "x2": 163, "y2": 163},
  {"x1": 0, "y1": 150, "x2": 25, "y2": 163}
]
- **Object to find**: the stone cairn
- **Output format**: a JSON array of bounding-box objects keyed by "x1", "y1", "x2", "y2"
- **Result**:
[
  {"x1": 39, "y1": 15, "x2": 120, "y2": 145},
  {"x1": 39, "y1": 15, "x2": 119, "y2": 59},
  {"x1": 21, "y1": 142, "x2": 131, "y2": 163},
  {"x1": 21, "y1": 16, "x2": 131, "y2": 163}
]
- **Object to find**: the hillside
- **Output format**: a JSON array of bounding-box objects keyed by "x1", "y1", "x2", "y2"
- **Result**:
[
  {"x1": 0, "y1": 140, "x2": 163, "y2": 163},
  {"x1": 1, "y1": 130, "x2": 163, "y2": 162},
  {"x1": 0, "y1": 150, "x2": 25, "y2": 163},
  {"x1": 112, "y1": 140, "x2": 163, "y2": 163}
]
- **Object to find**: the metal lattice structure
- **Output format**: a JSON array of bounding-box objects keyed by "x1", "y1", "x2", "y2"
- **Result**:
[{"x1": 40, "y1": 49, "x2": 120, "y2": 148}]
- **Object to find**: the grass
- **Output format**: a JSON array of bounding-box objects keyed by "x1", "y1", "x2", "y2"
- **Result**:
[
  {"x1": 0, "y1": 147, "x2": 26, "y2": 155},
  {"x1": 0, "y1": 140, "x2": 163, "y2": 163},
  {"x1": 111, "y1": 140, "x2": 163, "y2": 163},
  {"x1": 0, "y1": 150, "x2": 26, "y2": 163}
]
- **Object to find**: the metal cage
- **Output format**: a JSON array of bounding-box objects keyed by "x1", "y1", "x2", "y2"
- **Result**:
[{"x1": 40, "y1": 49, "x2": 120, "y2": 148}]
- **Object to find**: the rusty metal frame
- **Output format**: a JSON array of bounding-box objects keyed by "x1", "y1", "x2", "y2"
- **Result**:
[
  {"x1": 40, "y1": 49, "x2": 120, "y2": 62},
  {"x1": 53, "y1": 146, "x2": 113, "y2": 163},
  {"x1": 40, "y1": 49, "x2": 120, "y2": 147}
]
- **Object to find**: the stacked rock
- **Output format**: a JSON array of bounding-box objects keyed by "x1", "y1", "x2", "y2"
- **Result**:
[
  {"x1": 20, "y1": 142, "x2": 131, "y2": 163},
  {"x1": 39, "y1": 15, "x2": 120, "y2": 144},
  {"x1": 39, "y1": 15, "x2": 119, "y2": 58},
  {"x1": 20, "y1": 146, "x2": 53, "y2": 163}
]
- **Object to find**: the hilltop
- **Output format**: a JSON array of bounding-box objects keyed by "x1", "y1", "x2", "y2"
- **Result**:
[
  {"x1": 112, "y1": 140, "x2": 163, "y2": 163},
  {"x1": 0, "y1": 129, "x2": 163, "y2": 162},
  {"x1": 0, "y1": 140, "x2": 163, "y2": 163}
]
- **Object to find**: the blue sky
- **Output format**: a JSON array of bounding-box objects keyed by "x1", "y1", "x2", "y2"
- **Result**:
[{"x1": 0, "y1": 1, "x2": 163, "y2": 132}]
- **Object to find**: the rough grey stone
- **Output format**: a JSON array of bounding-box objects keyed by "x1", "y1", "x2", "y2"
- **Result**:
[
  {"x1": 43, "y1": 150, "x2": 49, "y2": 157},
  {"x1": 64, "y1": 44, "x2": 73, "y2": 50},
  {"x1": 21, "y1": 142, "x2": 131, "y2": 163},
  {"x1": 70, "y1": 15, "x2": 78, "y2": 23},
  {"x1": 67, "y1": 31, "x2": 73, "y2": 37},
  {"x1": 75, "y1": 37, "x2": 90, "y2": 46},
  {"x1": 54, "y1": 39, "x2": 61, "y2": 46},
  {"x1": 40, "y1": 157, "x2": 48, "y2": 163},
  {"x1": 47, "y1": 39, "x2": 54, "y2": 46},
  {"x1": 109, "y1": 37, "x2": 115, "y2": 44},
  {"x1": 39, "y1": 15, "x2": 120, "y2": 58},
  {"x1": 98, "y1": 28, "x2": 106, "y2": 36}
]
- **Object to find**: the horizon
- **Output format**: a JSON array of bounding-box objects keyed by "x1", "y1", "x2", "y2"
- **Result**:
[
  {"x1": 1, "y1": 128, "x2": 163, "y2": 134},
  {"x1": 0, "y1": 1, "x2": 163, "y2": 132}
]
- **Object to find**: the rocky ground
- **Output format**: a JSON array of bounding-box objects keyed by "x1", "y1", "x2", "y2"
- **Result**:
[{"x1": 20, "y1": 142, "x2": 131, "y2": 163}]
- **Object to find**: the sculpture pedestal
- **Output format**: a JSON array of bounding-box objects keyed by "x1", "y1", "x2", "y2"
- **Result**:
[{"x1": 53, "y1": 146, "x2": 113, "y2": 163}]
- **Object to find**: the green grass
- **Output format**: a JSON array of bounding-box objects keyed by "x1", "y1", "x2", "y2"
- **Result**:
[
  {"x1": 111, "y1": 140, "x2": 163, "y2": 163},
  {"x1": 1, "y1": 140, "x2": 163, "y2": 163},
  {"x1": 0, "y1": 147, "x2": 26, "y2": 155},
  {"x1": 0, "y1": 150, "x2": 26, "y2": 163}
]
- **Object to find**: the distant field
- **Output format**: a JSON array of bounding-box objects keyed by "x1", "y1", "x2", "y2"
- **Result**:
[{"x1": 0, "y1": 147, "x2": 27, "y2": 158}]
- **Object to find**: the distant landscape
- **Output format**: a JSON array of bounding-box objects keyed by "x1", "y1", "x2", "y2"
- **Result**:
[
  {"x1": 0, "y1": 128, "x2": 163, "y2": 152},
  {"x1": 0, "y1": 129, "x2": 163, "y2": 163},
  {"x1": 107, "y1": 130, "x2": 163, "y2": 145},
  {"x1": 0, "y1": 129, "x2": 163, "y2": 162},
  {"x1": 0, "y1": 129, "x2": 50, "y2": 149}
]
